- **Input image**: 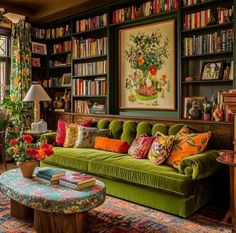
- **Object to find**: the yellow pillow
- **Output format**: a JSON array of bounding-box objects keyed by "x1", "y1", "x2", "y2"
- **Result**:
[
  {"x1": 63, "y1": 123, "x2": 78, "y2": 148},
  {"x1": 167, "y1": 131, "x2": 211, "y2": 169}
]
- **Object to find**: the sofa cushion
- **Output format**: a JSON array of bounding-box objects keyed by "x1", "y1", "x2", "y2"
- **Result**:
[
  {"x1": 55, "y1": 119, "x2": 67, "y2": 146},
  {"x1": 121, "y1": 121, "x2": 137, "y2": 145},
  {"x1": 136, "y1": 122, "x2": 152, "y2": 136},
  {"x1": 128, "y1": 134, "x2": 154, "y2": 159},
  {"x1": 167, "y1": 131, "x2": 211, "y2": 169},
  {"x1": 109, "y1": 120, "x2": 123, "y2": 139},
  {"x1": 63, "y1": 123, "x2": 78, "y2": 148},
  {"x1": 88, "y1": 153, "x2": 193, "y2": 196},
  {"x1": 152, "y1": 123, "x2": 169, "y2": 136}
]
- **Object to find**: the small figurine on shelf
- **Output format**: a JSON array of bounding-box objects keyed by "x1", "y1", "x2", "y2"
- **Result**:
[
  {"x1": 213, "y1": 105, "x2": 223, "y2": 121},
  {"x1": 203, "y1": 98, "x2": 212, "y2": 121},
  {"x1": 63, "y1": 89, "x2": 71, "y2": 112}
]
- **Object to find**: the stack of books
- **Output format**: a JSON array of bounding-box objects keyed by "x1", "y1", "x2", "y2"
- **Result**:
[
  {"x1": 35, "y1": 169, "x2": 66, "y2": 184},
  {"x1": 59, "y1": 172, "x2": 96, "y2": 190}
]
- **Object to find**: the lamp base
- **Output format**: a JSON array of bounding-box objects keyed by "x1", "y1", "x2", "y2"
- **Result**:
[{"x1": 31, "y1": 119, "x2": 47, "y2": 133}]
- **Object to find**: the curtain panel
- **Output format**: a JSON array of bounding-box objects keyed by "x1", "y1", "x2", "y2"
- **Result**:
[{"x1": 10, "y1": 20, "x2": 31, "y2": 100}]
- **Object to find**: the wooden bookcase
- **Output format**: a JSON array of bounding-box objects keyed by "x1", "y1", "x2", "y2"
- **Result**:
[{"x1": 31, "y1": 0, "x2": 236, "y2": 123}]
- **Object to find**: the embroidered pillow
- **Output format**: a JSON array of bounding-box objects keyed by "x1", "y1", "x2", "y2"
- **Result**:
[
  {"x1": 63, "y1": 123, "x2": 78, "y2": 148},
  {"x1": 94, "y1": 137, "x2": 129, "y2": 153},
  {"x1": 167, "y1": 131, "x2": 211, "y2": 169},
  {"x1": 148, "y1": 132, "x2": 175, "y2": 165},
  {"x1": 79, "y1": 118, "x2": 92, "y2": 127},
  {"x1": 128, "y1": 134, "x2": 154, "y2": 159},
  {"x1": 55, "y1": 119, "x2": 67, "y2": 146}
]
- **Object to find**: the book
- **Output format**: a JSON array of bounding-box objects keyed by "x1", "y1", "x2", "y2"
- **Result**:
[
  {"x1": 35, "y1": 176, "x2": 59, "y2": 185},
  {"x1": 36, "y1": 173, "x2": 60, "y2": 181},
  {"x1": 38, "y1": 169, "x2": 66, "y2": 179},
  {"x1": 59, "y1": 179, "x2": 95, "y2": 190},
  {"x1": 60, "y1": 172, "x2": 95, "y2": 185}
]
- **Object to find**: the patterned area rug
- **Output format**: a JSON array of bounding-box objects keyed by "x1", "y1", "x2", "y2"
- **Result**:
[{"x1": 0, "y1": 192, "x2": 230, "y2": 233}]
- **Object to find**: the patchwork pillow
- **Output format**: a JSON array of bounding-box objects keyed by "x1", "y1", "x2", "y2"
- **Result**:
[
  {"x1": 128, "y1": 134, "x2": 154, "y2": 159},
  {"x1": 94, "y1": 137, "x2": 129, "y2": 153},
  {"x1": 166, "y1": 131, "x2": 211, "y2": 169},
  {"x1": 63, "y1": 123, "x2": 78, "y2": 148},
  {"x1": 79, "y1": 118, "x2": 93, "y2": 127},
  {"x1": 148, "y1": 132, "x2": 175, "y2": 165},
  {"x1": 55, "y1": 119, "x2": 67, "y2": 146},
  {"x1": 74, "y1": 126, "x2": 109, "y2": 148}
]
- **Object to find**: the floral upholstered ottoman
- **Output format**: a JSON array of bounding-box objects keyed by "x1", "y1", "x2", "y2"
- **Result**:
[{"x1": 0, "y1": 168, "x2": 106, "y2": 233}]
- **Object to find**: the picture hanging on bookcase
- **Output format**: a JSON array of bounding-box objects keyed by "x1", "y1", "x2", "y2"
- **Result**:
[
  {"x1": 200, "y1": 61, "x2": 223, "y2": 80},
  {"x1": 119, "y1": 19, "x2": 176, "y2": 110},
  {"x1": 62, "y1": 73, "x2": 71, "y2": 87}
]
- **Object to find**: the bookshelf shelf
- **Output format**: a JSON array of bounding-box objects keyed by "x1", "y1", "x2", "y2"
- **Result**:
[
  {"x1": 182, "y1": 80, "x2": 233, "y2": 84},
  {"x1": 50, "y1": 51, "x2": 71, "y2": 56},
  {"x1": 182, "y1": 22, "x2": 233, "y2": 34},
  {"x1": 182, "y1": 0, "x2": 232, "y2": 11},
  {"x1": 72, "y1": 26, "x2": 107, "y2": 37},
  {"x1": 182, "y1": 51, "x2": 233, "y2": 59},
  {"x1": 49, "y1": 64, "x2": 71, "y2": 69},
  {"x1": 72, "y1": 55, "x2": 107, "y2": 62},
  {"x1": 50, "y1": 34, "x2": 72, "y2": 41},
  {"x1": 47, "y1": 86, "x2": 71, "y2": 89},
  {"x1": 73, "y1": 95, "x2": 107, "y2": 98},
  {"x1": 72, "y1": 74, "x2": 107, "y2": 79}
]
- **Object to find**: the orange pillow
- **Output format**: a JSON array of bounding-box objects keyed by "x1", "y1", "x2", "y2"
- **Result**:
[
  {"x1": 167, "y1": 131, "x2": 211, "y2": 169},
  {"x1": 94, "y1": 137, "x2": 129, "y2": 153}
]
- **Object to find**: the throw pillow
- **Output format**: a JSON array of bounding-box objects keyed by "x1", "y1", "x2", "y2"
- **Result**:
[
  {"x1": 94, "y1": 137, "x2": 129, "y2": 153},
  {"x1": 166, "y1": 131, "x2": 211, "y2": 169},
  {"x1": 63, "y1": 123, "x2": 78, "y2": 148},
  {"x1": 74, "y1": 126, "x2": 109, "y2": 148},
  {"x1": 128, "y1": 134, "x2": 154, "y2": 159},
  {"x1": 55, "y1": 119, "x2": 67, "y2": 146},
  {"x1": 148, "y1": 132, "x2": 175, "y2": 165},
  {"x1": 79, "y1": 118, "x2": 93, "y2": 127}
]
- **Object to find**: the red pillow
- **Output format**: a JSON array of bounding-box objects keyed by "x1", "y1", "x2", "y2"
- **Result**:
[
  {"x1": 94, "y1": 137, "x2": 129, "y2": 153},
  {"x1": 79, "y1": 118, "x2": 92, "y2": 127},
  {"x1": 55, "y1": 119, "x2": 67, "y2": 146}
]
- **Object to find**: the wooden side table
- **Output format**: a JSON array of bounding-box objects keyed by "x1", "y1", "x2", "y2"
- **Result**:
[{"x1": 217, "y1": 150, "x2": 236, "y2": 233}]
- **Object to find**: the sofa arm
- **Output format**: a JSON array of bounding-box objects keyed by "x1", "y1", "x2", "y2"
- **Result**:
[
  {"x1": 179, "y1": 150, "x2": 220, "y2": 180},
  {"x1": 40, "y1": 132, "x2": 57, "y2": 145}
]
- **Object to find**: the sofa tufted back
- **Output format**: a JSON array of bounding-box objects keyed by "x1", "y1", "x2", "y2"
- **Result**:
[{"x1": 94, "y1": 119, "x2": 189, "y2": 145}]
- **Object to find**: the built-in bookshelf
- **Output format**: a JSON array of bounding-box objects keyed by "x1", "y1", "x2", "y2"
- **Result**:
[
  {"x1": 181, "y1": 0, "x2": 234, "y2": 120},
  {"x1": 31, "y1": 0, "x2": 236, "y2": 121}
]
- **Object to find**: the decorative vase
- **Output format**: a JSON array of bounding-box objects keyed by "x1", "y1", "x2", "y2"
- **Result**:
[{"x1": 17, "y1": 160, "x2": 38, "y2": 178}]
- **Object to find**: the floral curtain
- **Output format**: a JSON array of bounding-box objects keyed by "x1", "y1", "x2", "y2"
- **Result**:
[{"x1": 10, "y1": 20, "x2": 31, "y2": 100}]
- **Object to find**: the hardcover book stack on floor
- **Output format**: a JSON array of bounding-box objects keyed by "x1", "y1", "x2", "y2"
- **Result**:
[{"x1": 35, "y1": 169, "x2": 66, "y2": 184}]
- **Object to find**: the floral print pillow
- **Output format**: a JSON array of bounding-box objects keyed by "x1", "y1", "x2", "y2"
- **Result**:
[
  {"x1": 128, "y1": 134, "x2": 154, "y2": 159},
  {"x1": 75, "y1": 126, "x2": 109, "y2": 148},
  {"x1": 148, "y1": 132, "x2": 175, "y2": 165},
  {"x1": 63, "y1": 124, "x2": 78, "y2": 148},
  {"x1": 166, "y1": 131, "x2": 211, "y2": 169}
]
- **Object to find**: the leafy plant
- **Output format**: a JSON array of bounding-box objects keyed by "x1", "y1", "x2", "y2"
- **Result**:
[{"x1": 0, "y1": 97, "x2": 32, "y2": 135}]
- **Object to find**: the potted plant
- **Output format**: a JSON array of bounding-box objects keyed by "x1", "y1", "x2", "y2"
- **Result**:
[{"x1": 7, "y1": 134, "x2": 54, "y2": 178}]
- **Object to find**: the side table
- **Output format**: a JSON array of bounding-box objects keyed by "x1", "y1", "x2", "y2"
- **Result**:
[{"x1": 217, "y1": 150, "x2": 236, "y2": 233}]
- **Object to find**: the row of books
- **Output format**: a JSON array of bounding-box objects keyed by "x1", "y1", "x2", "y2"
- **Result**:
[
  {"x1": 112, "y1": 0, "x2": 178, "y2": 24},
  {"x1": 52, "y1": 41, "x2": 72, "y2": 54},
  {"x1": 35, "y1": 169, "x2": 96, "y2": 190},
  {"x1": 48, "y1": 76, "x2": 65, "y2": 88},
  {"x1": 74, "y1": 78, "x2": 107, "y2": 96},
  {"x1": 74, "y1": 100, "x2": 107, "y2": 114},
  {"x1": 183, "y1": 29, "x2": 233, "y2": 56},
  {"x1": 74, "y1": 61, "x2": 107, "y2": 76},
  {"x1": 73, "y1": 37, "x2": 108, "y2": 59},
  {"x1": 184, "y1": 7, "x2": 233, "y2": 30},
  {"x1": 75, "y1": 13, "x2": 108, "y2": 33},
  {"x1": 32, "y1": 25, "x2": 71, "y2": 39},
  {"x1": 183, "y1": 0, "x2": 210, "y2": 7}
]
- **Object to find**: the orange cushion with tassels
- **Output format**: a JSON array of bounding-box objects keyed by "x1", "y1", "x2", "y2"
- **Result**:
[{"x1": 94, "y1": 137, "x2": 129, "y2": 153}]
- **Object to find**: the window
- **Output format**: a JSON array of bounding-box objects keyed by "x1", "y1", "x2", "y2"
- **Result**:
[{"x1": 0, "y1": 29, "x2": 10, "y2": 102}]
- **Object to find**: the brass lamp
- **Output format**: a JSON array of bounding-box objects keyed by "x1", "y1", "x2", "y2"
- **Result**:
[{"x1": 23, "y1": 84, "x2": 51, "y2": 132}]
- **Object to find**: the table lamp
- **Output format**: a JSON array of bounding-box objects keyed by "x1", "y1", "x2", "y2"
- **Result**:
[{"x1": 23, "y1": 84, "x2": 51, "y2": 132}]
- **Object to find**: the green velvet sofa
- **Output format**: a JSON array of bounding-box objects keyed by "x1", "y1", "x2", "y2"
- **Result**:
[{"x1": 40, "y1": 119, "x2": 220, "y2": 218}]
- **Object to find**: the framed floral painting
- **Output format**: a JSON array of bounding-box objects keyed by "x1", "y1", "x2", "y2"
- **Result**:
[{"x1": 119, "y1": 19, "x2": 176, "y2": 110}]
